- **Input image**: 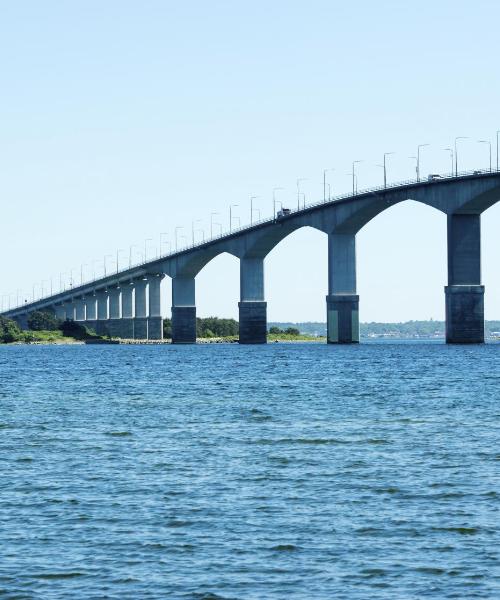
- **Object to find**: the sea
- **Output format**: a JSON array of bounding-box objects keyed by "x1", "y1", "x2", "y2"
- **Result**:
[{"x1": 0, "y1": 341, "x2": 499, "y2": 599}]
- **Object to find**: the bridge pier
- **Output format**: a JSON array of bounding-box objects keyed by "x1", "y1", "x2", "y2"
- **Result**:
[
  {"x1": 445, "y1": 214, "x2": 484, "y2": 343},
  {"x1": 148, "y1": 275, "x2": 164, "y2": 340},
  {"x1": 172, "y1": 277, "x2": 196, "y2": 343},
  {"x1": 65, "y1": 300, "x2": 75, "y2": 322},
  {"x1": 96, "y1": 290, "x2": 109, "y2": 336},
  {"x1": 108, "y1": 286, "x2": 122, "y2": 337},
  {"x1": 84, "y1": 294, "x2": 97, "y2": 333},
  {"x1": 134, "y1": 278, "x2": 148, "y2": 339},
  {"x1": 239, "y1": 257, "x2": 267, "y2": 344},
  {"x1": 55, "y1": 304, "x2": 66, "y2": 321},
  {"x1": 75, "y1": 297, "x2": 86, "y2": 321},
  {"x1": 121, "y1": 282, "x2": 135, "y2": 339},
  {"x1": 326, "y1": 233, "x2": 359, "y2": 343}
]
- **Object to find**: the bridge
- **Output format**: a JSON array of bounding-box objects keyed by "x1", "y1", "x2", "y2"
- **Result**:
[{"x1": 2, "y1": 170, "x2": 500, "y2": 344}]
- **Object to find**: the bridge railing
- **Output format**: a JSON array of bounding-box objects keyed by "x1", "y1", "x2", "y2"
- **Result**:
[{"x1": 3, "y1": 167, "x2": 499, "y2": 314}]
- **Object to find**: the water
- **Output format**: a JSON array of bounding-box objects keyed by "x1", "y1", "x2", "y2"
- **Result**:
[{"x1": 0, "y1": 342, "x2": 499, "y2": 599}]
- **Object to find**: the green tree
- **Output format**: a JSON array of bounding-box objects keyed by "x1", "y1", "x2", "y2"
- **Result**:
[
  {"x1": 285, "y1": 327, "x2": 300, "y2": 336},
  {"x1": 27, "y1": 310, "x2": 61, "y2": 331},
  {"x1": 269, "y1": 326, "x2": 283, "y2": 334},
  {"x1": 0, "y1": 316, "x2": 23, "y2": 343}
]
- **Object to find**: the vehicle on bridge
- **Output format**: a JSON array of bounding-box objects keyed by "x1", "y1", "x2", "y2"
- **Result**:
[{"x1": 276, "y1": 208, "x2": 291, "y2": 219}]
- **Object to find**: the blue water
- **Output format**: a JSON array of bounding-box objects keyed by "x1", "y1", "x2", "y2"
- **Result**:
[{"x1": 0, "y1": 342, "x2": 499, "y2": 599}]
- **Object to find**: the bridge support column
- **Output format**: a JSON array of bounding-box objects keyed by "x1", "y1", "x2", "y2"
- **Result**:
[
  {"x1": 96, "y1": 290, "x2": 109, "y2": 336},
  {"x1": 239, "y1": 257, "x2": 267, "y2": 344},
  {"x1": 148, "y1": 275, "x2": 164, "y2": 340},
  {"x1": 55, "y1": 305, "x2": 66, "y2": 321},
  {"x1": 64, "y1": 301, "x2": 75, "y2": 322},
  {"x1": 326, "y1": 233, "x2": 359, "y2": 343},
  {"x1": 134, "y1": 278, "x2": 148, "y2": 339},
  {"x1": 84, "y1": 294, "x2": 97, "y2": 333},
  {"x1": 75, "y1": 298, "x2": 86, "y2": 321},
  {"x1": 121, "y1": 282, "x2": 135, "y2": 339},
  {"x1": 445, "y1": 214, "x2": 484, "y2": 343},
  {"x1": 14, "y1": 313, "x2": 29, "y2": 330},
  {"x1": 108, "y1": 286, "x2": 122, "y2": 338},
  {"x1": 172, "y1": 277, "x2": 196, "y2": 343}
]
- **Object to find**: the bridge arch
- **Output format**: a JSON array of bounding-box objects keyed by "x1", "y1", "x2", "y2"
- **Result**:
[
  {"x1": 264, "y1": 226, "x2": 328, "y2": 325},
  {"x1": 356, "y1": 199, "x2": 447, "y2": 323}
]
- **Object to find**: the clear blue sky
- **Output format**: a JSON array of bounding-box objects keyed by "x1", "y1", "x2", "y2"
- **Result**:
[{"x1": 1, "y1": 1, "x2": 500, "y2": 322}]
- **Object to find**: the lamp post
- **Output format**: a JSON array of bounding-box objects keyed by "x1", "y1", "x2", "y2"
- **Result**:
[
  {"x1": 478, "y1": 140, "x2": 492, "y2": 172},
  {"x1": 409, "y1": 156, "x2": 418, "y2": 179},
  {"x1": 327, "y1": 183, "x2": 331, "y2": 201},
  {"x1": 352, "y1": 161, "x2": 362, "y2": 195},
  {"x1": 417, "y1": 144, "x2": 429, "y2": 182},
  {"x1": 229, "y1": 205, "x2": 239, "y2": 232},
  {"x1": 195, "y1": 229, "x2": 205, "y2": 242},
  {"x1": 116, "y1": 249, "x2": 124, "y2": 273},
  {"x1": 296, "y1": 179, "x2": 307, "y2": 210},
  {"x1": 210, "y1": 212, "x2": 219, "y2": 238},
  {"x1": 497, "y1": 130, "x2": 499, "y2": 171},
  {"x1": 103, "y1": 256, "x2": 112, "y2": 277},
  {"x1": 454, "y1": 136, "x2": 468, "y2": 176},
  {"x1": 128, "y1": 246, "x2": 137, "y2": 268},
  {"x1": 144, "y1": 239, "x2": 153, "y2": 262},
  {"x1": 383, "y1": 152, "x2": 395, "y2": 188},
  {"x1": 80, "y1": 263, "x2": 88, "y2": 284},
  {"x1": 175, "y1": 227, "x2": 184, "y2": 251},
  {"x1": 443, "y1": 148, "x2": 454, "y2": 174},
  {"x1": 323, "y1": 169, "x2": 334, "y2": 203},
  {"x1": 192, "y1": 219, "x2": 202, "y2": 244},
  {"x1": 273, "y1": 187, "x2": 284, "y2": 217},
  {"x1": 250, "y1": 196, "x2": 260, "y2": 224},
  {"x1": 159, "y1": 233, "x2": 169, "y2": 256}
]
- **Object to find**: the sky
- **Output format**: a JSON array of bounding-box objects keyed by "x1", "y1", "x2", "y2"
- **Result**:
[{"x1": 1, "y1": 0, "x2": 500, "y2": 322}]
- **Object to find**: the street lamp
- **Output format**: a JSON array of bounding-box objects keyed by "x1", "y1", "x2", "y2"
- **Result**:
[
  {"x1": 383, "y1": 152, "x2": 395, "y2": 189},
  {"x1": 175, "y1": 227, "x2": 184, "y2": 251},
  {"x1": 116, "y1": 249, "x2": 124, "y2": 273},
  {"x1": 103, "y1": 255, "x2": 112, "y2": 277},
  {"x1": 352, "y1": 161, "x2": 362, "y2": 195},
  {"x1": 144, "y1": 238, "x2": 153, "y2": 261},
  {"x1": 80, "y1": 263, "x2": 88, "y2": 284},
  {"x1": 454, "y1": 136, "x2": 468, "y2": 176},
  {"x1": 250, "y1": 196, "x2": 260, "y2": 224},
  {"x1": 478, "y1": 140, "x2": 492, "y2": 172},
  {"x1": 323, "y1": 169, "x2": 334, "y2": 203},
  {"x1": 159, "y1": 233, "x2": 169, "y2": 256},
  {"x1": 128, "y1": 246, "x2": 138, "y2": 268},
  {"x1": 229, "y1": 205, "x2": 239, "y2": 232},
  {"x1": 417, "y1": 144, "x2": 429, "y2": 182},
  {"x1": 273, "y1": 187, "x2": 284, "y2": 217},
  {"x1": 210, "y1": 212, "x2": 219, "y2": 238},
  {"x1": 497, "y1": 130, "x2": 500, "y2": 171},
  {"x1": 192, "y1": 219, "x2": 202, "y2": 245},
  {"x1": 409, "y1": 156, "x2": 418, "y2": 179},
  {"x1": 296, "y1": 179, "x2": 307, "y2": 210},
  {"x1": 443, "y1": 148, "x2": 454, "y2": 175}
]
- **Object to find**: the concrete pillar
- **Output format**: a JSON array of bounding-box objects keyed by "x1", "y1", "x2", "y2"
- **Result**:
[
  {"x1": 75, "y1": 298, "x2": 86, "y2": 321},
  {"x1": 239, "y1": 257, "x2": 267, "y2": 344},
  {"x1": 326, "y1": 233, "x2": 359, "y2": 343},
  {"x1": 65, "y1": 301, "x2": 75, "y2": 321},
  {"x1": 96, "y1": 290, "x2": 109, "y2": 336},
  {"x1": 445, "y1": 214, "x2": 484, "y2": 343},
  {"x1": 172, "y1": 276, "x2": 196, "y2": 343},
  {"x1": 107, "y1": 286, "x2": 122, "y2": 338},
  {"x1": 55, "y1": 305, "x2": 66, "y2": 321},
  {"x1": 148, "y1": 275, "x2": 164, "y2": 340},
  {"x1": 121, "y1": 282, "x2": 135, "y2": 339},
  {"x1": 84, "y1": 294, "x2": 97, "y2": 333},
  {"x1": 134, "y1": 278, "x2": 148, "y2": 339},
  {"x1": 14, "y1": 313, "x2": 29, "y2": 330}
]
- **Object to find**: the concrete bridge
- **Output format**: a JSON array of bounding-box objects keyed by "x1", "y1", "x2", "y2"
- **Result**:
[{"x1": 2, "y1": 170, "x2": 500, "y2": 344}]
